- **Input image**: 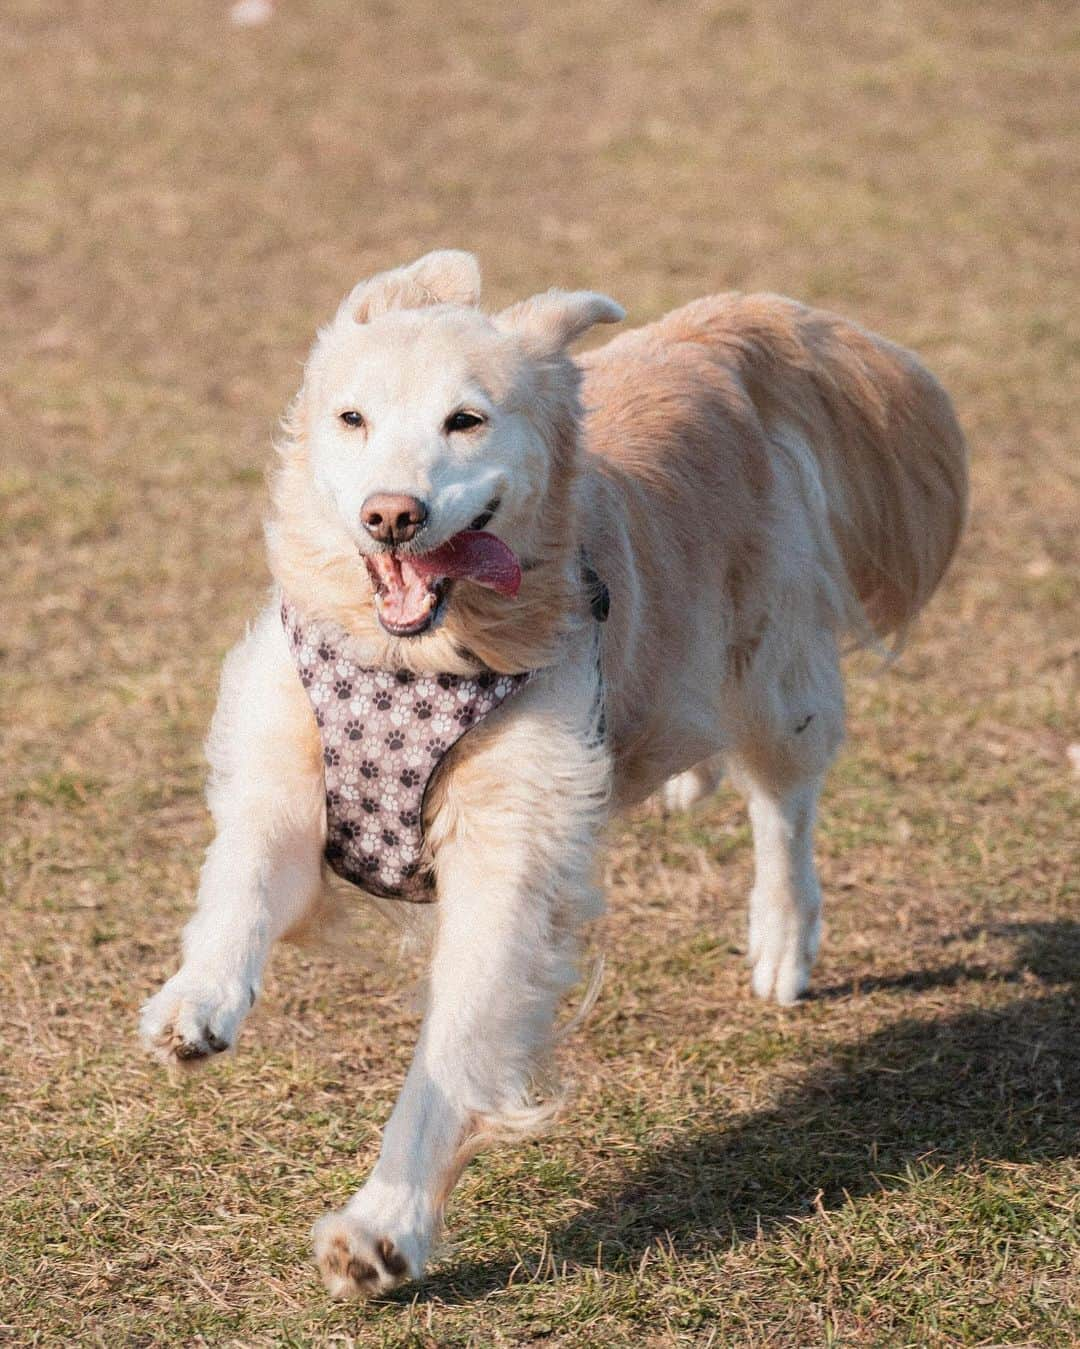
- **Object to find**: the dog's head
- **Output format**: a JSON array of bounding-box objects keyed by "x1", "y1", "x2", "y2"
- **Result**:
[{"x1": 269, "y1": 251, "x2": 623, "y2": 670}]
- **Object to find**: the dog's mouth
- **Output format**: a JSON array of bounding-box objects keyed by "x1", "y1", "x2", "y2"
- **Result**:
[{"x1": 364, "y1": 528, "x2": 522, "y2": 638}]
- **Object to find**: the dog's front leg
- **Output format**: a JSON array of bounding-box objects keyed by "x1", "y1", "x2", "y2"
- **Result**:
[
  {"x1": 141, "y1": 605, "x2": 325, "y2": 1066},
  {"x1": 314, "y1": 667, "x2": 609, "y2": 1297}
]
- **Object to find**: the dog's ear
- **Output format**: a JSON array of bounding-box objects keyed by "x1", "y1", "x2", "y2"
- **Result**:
[
  {"x1": 341, "y1": 250, "x2": 482, "y2": 323},
  {"x1": 495, "y1": 289, "x2": 625, "y2": 355}
]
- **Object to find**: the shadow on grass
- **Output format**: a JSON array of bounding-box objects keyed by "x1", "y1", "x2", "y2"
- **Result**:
[{"x1": 422, "y1": 920, "x2": 1079, "y2": 1302}]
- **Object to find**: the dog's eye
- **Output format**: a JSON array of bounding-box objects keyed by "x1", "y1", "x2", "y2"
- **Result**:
[
  {"x1": 339, "y1": 410, "x2": 364, "y2": 429},
  {"x1": 445, "y1": 411, "x2": 485, "y2": 433}
]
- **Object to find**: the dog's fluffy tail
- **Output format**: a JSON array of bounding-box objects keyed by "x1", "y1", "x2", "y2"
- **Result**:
[{"x1": 686, "y1": 295, "x2": 970, "y2": 647}]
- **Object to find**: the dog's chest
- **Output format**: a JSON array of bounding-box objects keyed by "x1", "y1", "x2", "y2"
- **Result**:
[{"x1": 281, "y1": 601, "x2": 531, "y2": 900}]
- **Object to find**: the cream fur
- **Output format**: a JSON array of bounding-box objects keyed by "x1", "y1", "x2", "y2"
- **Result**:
[{"x1": 140, "y1": 251, "x2": 968, "y2": 1298}]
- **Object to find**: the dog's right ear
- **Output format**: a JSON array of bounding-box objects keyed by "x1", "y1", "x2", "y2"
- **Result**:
[
  {"x1": 339, "y1": 250, "x2": 482, "y2": 324},
  {"x1": 495, "y1": 289, "x2": 625, "y2": 356}
]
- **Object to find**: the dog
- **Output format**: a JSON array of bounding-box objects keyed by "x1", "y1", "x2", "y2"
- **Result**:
[{"x1": 140, "y1": 250, "x2": 968, "y2": 1297}]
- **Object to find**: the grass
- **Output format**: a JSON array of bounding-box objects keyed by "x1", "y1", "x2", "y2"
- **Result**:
[{"x1": 2, "y1": 0, "x2": 1078, "y2": 1343}]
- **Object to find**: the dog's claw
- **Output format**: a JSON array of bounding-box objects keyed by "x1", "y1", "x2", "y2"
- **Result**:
[{"x1": 375, "y1": 1236, "x2": 408, "y2": 1278}]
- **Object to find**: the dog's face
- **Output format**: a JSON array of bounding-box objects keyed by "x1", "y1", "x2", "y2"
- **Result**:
[
  {"x1": 295, "y1": 251, "x2": 623, "y2": 639},
  {"x1": 307, "y1": 306, "x2": 538, "y2": 636}
]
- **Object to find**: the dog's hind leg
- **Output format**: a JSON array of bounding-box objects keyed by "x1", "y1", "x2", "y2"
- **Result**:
[
  {"x1": 659, "y1": 754, "x2": 725, "y2": 813},
  {"x1": 735, "y1": 773, "x2": 825, "y2": 1004},
  {"x1": 140, "y1": 605, "x2": 325, "y2": 1066},
  {"x1": 726, "y1": 633, "x2": 844, "y2": 1005}
]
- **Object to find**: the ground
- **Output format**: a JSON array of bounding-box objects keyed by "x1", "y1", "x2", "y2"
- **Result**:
[{"x1": 1, "y1": 0, "x2": 1077, "y2": 1344}]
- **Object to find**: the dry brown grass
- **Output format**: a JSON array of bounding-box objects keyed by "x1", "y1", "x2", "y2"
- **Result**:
[{"x1": 2, "y1": 0, "x2": 1077, "y2": 1344}]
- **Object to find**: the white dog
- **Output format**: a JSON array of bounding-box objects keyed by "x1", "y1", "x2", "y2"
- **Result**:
[{"x1": 141, "y1": 251, "x2": 967, "y2": 1296}]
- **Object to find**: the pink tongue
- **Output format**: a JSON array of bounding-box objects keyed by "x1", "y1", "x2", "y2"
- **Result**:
[{"x1": 410, "y1": 530, "x2": 522, "y2": 597}]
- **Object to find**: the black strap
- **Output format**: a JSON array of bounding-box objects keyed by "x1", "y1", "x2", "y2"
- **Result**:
[
  {"x1": 581, "y1": 555, "x2": 610, "y2": 623},
  {"x1": 580, "y1": 550, "x2": 609, "y2": 742}
]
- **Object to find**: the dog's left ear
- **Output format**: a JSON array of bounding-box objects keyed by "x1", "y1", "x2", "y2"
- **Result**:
[
  {"x1": 341, "y1": 250, "x2": 483, "y2": 323},
  {"x1": 496, "y1": 289, "x2": 625, "y2": 355}
]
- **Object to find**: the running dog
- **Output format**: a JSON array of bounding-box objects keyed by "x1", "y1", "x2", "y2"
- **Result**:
[{"x1": 140, "y1": 251, "x2": 968, "y2": 1296}]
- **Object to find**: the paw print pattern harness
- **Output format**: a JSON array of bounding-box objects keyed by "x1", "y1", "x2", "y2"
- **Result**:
[{"x1": 282, "y1": 600, "x2": 533, "y2": 901}]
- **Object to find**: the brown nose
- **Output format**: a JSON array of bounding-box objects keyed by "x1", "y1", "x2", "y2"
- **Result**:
[{"x1": 360, "y1": 493, "x2": 429, "y2": 545}]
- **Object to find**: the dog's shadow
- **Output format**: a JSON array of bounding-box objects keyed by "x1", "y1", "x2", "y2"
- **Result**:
[{"x1": 420, "y1": 920, "x2": 1079, "y2": 1302}]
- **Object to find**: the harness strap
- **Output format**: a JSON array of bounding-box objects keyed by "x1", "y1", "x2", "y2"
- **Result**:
[
  {"x1": 579, "y1": 549, "x2": 609, "y2": 742},
  {"x1": 581, "y1": 555, "x2": 611, "y2": 623}
]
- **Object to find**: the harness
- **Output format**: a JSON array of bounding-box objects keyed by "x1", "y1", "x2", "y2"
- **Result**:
[
  {"x1": 282, "y1": 600, "x2": 531, "y2": 900},
  {"x1": 282, "y1": 557, "x2": 609, "y2": 902}
]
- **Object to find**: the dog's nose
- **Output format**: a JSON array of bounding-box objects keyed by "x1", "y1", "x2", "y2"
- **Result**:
[{"x1": 360, "y1": 493, "x2": 429, "y2": 545}]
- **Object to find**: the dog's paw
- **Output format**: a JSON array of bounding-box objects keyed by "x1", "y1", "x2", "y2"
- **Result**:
[
  {"x1": 749, "y1": 941, "x2": 811, "y2": 1005},
  {"x1": 313, "y1": 1211, "x2": 417, "y2": 1300},
  {"x1": 659, "y1": 764, "x2": 717, "y2": 814},
  {"x1": 747, "y1": 906, "x2": 820, "y2": 1006},
  {"x1": 139, "y1": 971, "x2": 254, "y2": 1067}
]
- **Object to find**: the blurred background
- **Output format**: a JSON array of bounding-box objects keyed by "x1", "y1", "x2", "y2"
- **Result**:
[{"x1": 3, "y1": 1, "x2": 1077, "y2": 1343}]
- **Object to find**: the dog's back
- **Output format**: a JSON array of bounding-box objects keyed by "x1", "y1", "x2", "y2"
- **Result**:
[{"x1": 582, "y1": 292, "x2": 968, "y2": 650}]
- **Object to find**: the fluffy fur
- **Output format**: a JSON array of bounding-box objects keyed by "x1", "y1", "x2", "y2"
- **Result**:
[{"x1": 140, "y1": 251, "x2": 967, "y2": 1297}]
